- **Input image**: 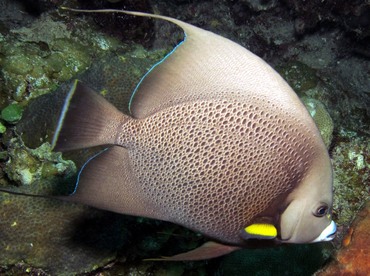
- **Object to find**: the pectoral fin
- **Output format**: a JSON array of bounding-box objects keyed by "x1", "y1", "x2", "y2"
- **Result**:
[{"x1": 145, "y1": 241, "x2": 241, "y2": 261}]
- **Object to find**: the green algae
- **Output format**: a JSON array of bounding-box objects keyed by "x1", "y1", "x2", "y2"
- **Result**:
[
  {"x1": 1, "y1": 103, "x2": 23, "y2": 123},
  {"x1": 0, "y1": 122, "x2": 6, "y2": 134},
  {"x1": 49, "y1": 38, "x2": 91, "y2": 81},
  {"x1": 0, "y1": 13, "x2": 122, "y2": 104}
]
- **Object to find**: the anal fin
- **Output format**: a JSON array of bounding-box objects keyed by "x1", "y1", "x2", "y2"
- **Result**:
[
  {"x1": 144, "y1": 241, "x2": 241, "y2": 261},
  {"x1": 59, "y1": 146, "x2": 158, "y2": 219}
]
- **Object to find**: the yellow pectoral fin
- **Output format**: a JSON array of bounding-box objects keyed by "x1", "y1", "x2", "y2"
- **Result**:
[{"x1": 242, "y1": 223, "x2": 277, "y2": 240}]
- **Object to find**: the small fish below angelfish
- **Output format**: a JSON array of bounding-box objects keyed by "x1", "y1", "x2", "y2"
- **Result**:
[{"x1": 52, "y1": 8, "x2": 337, "y2": 260}]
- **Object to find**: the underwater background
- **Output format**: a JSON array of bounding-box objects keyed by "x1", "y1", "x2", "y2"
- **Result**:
[{"x1": 0, "y1": 0, "x2": 369, "y2": 275}]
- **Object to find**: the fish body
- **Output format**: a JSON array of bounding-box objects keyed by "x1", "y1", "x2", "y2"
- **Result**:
[
  {"x1": 53, "y1": 9, "x2": 336, "y2": 260},
  {"x1": 119, "y1": 98, "x2": 317, "y2": 245}
]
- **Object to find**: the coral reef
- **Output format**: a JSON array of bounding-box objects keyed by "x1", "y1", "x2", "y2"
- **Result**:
[
  {"x1": 277, "y1": 61, "x2": 319, "y2": 95},
  {"x1": 0, "y1": 8, "x2": 121, "y2": 104},
  {"x1": 330, "y1": 133, "x2": 370, "y2": 239},
  {"x1": 302, "y1": 98, "x2": 334, "y2": 148},
  {"x1": 0, "y1": 193, "x2": 131, "y2": 275},
  {"x1": 4, "y1": 138, "x2": 76, "y2": 186},
  {"x1": 276, "y1": 60, "x2": 334, "y2": 148},
  {"x1": 232, "y1": 0, "x2": 278, "y2": 13},
  {"x1": 77, "y1": 0, "x2": 155, "y2": 46},
  {"x1": 281, "y1": 0, "x2": 370, "y2": 39}
]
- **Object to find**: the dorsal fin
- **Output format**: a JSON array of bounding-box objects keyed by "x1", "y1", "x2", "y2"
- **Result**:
[{"x1": 61, "y1": 8, "x2": 298, "y2": 119}]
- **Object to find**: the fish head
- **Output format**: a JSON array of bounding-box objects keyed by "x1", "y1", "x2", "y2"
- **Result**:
[{"x1": 279, "y1": 151, "x2": 336, "y2": 243}]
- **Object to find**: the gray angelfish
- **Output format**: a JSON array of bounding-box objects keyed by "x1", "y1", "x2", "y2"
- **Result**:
[{"x1": 52, "y1": 8, "x2": 336, "y2": 260}]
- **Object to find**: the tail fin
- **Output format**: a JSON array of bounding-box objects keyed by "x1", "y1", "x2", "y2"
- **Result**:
[{"x1": 52, "y1": 80, "x2": 128, "y2": 152}]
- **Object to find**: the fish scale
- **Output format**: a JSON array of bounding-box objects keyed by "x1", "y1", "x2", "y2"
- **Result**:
[{"x1": 114, "y1": 98, "x2": 312, "y2": 244}]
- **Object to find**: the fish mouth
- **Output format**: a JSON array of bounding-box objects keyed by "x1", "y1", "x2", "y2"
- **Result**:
[
  {"x1": 312, "y1": 220, "x2": 337, "y2": 242},
  {"x1": 325, "y1": 231, "x2": 336, "y2": 241}
]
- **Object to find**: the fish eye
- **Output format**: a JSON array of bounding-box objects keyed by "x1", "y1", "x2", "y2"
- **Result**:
[{"x1": 314, "y1": 205, "x2": 328, "y2": 217}]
